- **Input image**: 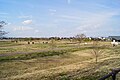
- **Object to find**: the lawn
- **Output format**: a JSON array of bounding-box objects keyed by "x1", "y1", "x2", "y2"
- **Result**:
[{"x1": 0, "y1": 40, "x2": 119, "y2": 80}]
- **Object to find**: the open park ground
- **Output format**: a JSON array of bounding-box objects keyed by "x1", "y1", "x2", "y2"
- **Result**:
[{"x1": 0, "y1": 40, "x2": 120, "y2": 80}]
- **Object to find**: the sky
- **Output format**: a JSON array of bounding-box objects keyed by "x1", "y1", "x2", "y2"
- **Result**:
[{"x1": 0, "y1": 0, "x2": 120, "y2": 37}]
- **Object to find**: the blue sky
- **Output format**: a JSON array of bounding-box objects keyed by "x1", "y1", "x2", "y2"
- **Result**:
[{"x1": 0, "y1": 0, "x2": 120, "y2": 37}]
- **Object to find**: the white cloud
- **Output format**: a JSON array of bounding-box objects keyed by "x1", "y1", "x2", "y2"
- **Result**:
[
  {"x1": 55, "y1": 11, "x2": 118, "y2": 36},
  {"x1": 59, "y1": 15, "x2": 81, "y2": 20},
  {"x1": 7, "y1": 23, "x2": 12, "y2": 25},
  {"x1": 67, "y1": 0, "x2": 71, "y2": 4},
  {"x1": 18, "y1": 15, "x2": 32, "y2": 19},
  {"x1": 81, "y1": 12, "x2": 116, "y2": 28},
  {"x1": 49, "y1": 9, "x2": 56, "y2": 12},
  {"x1": 73, "y1": 12, "x2": 118, "y2": 36},
  {"x1": 14, "y1": 26, "x2": 33, "y2": 31},
  {"x1": 35, "y1": 30, "x2": 39, "y2": 33},
  {"x1": 49, "y1": 9, "x2": 57, "y2": 15},
  {"x1": 0, "y1": 12, "x2": 8, "y2": 15},
  {"x1": 0, "y1": 16, "x2": 10, "y2": 18},
  {"x1": 22, "y1": 20, "x2": 33, "y2": 25}
]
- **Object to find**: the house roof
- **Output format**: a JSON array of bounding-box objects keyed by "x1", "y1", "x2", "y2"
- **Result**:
[{"x1": 109, "y1": 36, "x2": 120, "y2": 40}]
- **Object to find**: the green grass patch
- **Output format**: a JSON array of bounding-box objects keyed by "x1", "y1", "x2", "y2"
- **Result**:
[
  {"x1": 0, "y1": 51, "x2": 66, "y2": 61},
  {"x1": 0, "y1": 45, "x2": 108, "y2": 62}
]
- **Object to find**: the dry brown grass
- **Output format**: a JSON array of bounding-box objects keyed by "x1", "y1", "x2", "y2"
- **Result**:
[
  {"x1": 0, "y1": 48, "x2": 94, "y2": 80},
  {"x1": 0, "y1": 41, "x2": 119, "y2": 80}
]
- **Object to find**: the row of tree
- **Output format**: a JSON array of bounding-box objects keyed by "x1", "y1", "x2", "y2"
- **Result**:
[{"x1": 0, "y1": 21, "x2": 107, "y2": 44}]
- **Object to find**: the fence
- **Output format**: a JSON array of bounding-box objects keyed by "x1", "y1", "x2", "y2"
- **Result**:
[{"x1": 99, "y1": 68, "x2": 120, "y2": 80}]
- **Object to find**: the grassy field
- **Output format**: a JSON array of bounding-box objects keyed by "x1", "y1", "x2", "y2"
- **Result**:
[{"x1": 0, "y1": 40, "x2": 120, "y2": 80}]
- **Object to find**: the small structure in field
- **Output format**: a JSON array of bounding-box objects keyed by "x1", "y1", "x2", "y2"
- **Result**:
[
  {"x1": 109, "y1": 36, "x2": 120, "y2": 46},
  {"x1": 32, "y1": 42, "x2": 34, "y2": 44},
  {"x1": 28, "y1": 42, "x2": 30, "y2": 44}
]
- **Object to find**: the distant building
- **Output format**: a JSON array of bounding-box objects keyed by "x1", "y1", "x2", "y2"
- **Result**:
[
  {"x1": 109, "y1": 36, "x2": 120, "y2": 42},
  {"x1": 109, "y1": 36, "x2": 120, "y2": 46}
]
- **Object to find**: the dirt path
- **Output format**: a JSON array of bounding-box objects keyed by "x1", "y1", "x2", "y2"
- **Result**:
[{"x1": 0, "y1": 47, "x2": 73, "y2": 57}]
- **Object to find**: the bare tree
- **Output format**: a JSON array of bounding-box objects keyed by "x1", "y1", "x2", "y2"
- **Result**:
[
  {"x1": 91, "y1": 41, "x2": 103, "y2": 64},
  {"x1": 0, "y1": 21, "x2": 7, "y2": 37},
  {"x1": 75, "y1": 33, "x2": 86, "y2": 48}
]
